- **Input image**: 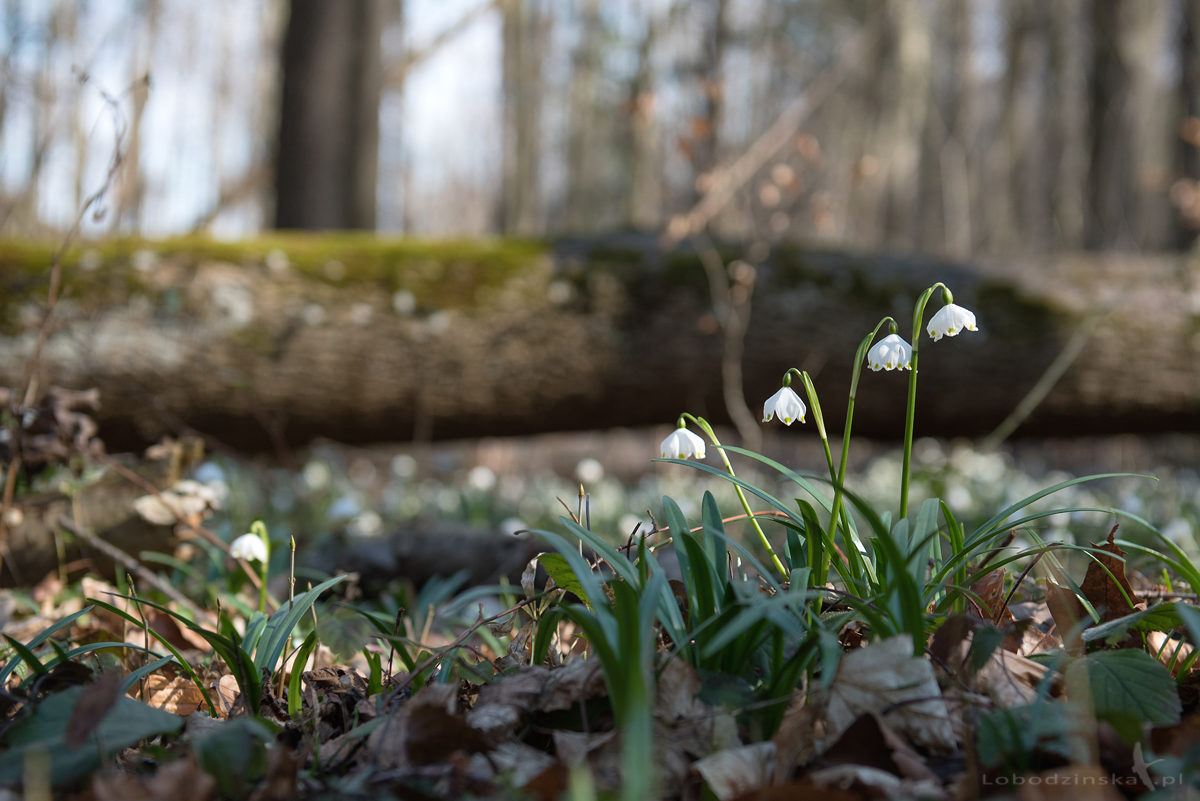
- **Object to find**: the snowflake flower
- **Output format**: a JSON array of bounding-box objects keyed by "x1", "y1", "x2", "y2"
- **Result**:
[
  {"x1": 230, "y1": 532, "x2": 268, "y2": 562},
  {"x1": 762, "y1": 386, "x2": 807, "y2": 425},
  {"x1": 927, "y1": 303, "x2": 977, "y2": 342},
  {"x1": 659, "y1": 427, "x2": 706, "y2": 460},
  {"x1": 867, "y1": 333, "x2": 914, "y2": 371}
]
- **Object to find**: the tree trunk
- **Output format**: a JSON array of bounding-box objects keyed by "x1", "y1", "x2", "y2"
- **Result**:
[
  {"x1": 1088, "y1": 0, "x2": 1174, "y2": 249},
  {"x1": 499, "y1": 0, "x2": 546, "y2": 235},
  {"x1": 274, "y1": 0, "x2": 383, "y2": 230},
  {"x1": 1, "y1": 235, "x2": 1198, "y2": 453}
]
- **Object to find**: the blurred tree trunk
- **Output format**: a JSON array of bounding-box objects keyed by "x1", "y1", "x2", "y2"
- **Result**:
[
  {"x1": 564, "y1": 0, "x2": 603, "y2": 231},
  {"x1": 1001, "y1": 0, "x2": 1052, "y2": 252},
  {"x1": 688, "y1": 0, "x2": 728, "y2": 208},
  {"x1": 499, "y1": 0, "x2": 547, "y2": 235},
  {"x1": 939, "y1": 0, "x2": 976, "y2": 258},
  {"x1": 1088, "y1": 0, "x2": 1174, "y2": 249},
  {"x1": 877, "y1": 0, "x2": 931, "y2": 248},
  {"x1": 1178, "y1": 0, "x2": 1200, "y2": 249},
  {"x1": 115, "y1": 0, "x2": 157, "y2": 232},
  {"x1": 274, "y1": 0, "x2": 383, "y2": 230},
  {"x1": 1049, "y1": 0, "x2": 1088, "y2": 249},
  {"x1": 623, "y1": 4, "x2": 664, "y2": 230}
]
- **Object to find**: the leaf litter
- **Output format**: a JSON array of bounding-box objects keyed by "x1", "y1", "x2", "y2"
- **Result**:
[{"x1": 0, "y1": 511, "x2": 1197, "y2": 800}]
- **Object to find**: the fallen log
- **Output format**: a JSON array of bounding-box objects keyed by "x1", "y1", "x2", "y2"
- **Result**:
[{"x1": 1, "y1": 234, "x2": 1197, "y2": 451}]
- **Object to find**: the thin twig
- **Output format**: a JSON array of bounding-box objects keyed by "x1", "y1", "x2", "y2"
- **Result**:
[{"x1": 58, "y1": 515, "x2": 207, "y2": 622}]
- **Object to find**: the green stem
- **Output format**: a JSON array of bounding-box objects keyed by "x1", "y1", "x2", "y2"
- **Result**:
[
  {"x1": 685, "y1": 414, "x2": 788, "y2": 581},
  {"x1": 900, "y1": 284, "x2": 946, "y2": 521}
]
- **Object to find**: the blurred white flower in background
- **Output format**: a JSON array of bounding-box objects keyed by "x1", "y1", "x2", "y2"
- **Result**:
[{"x1": 575, "y1": 457, "x2": 605, "y2": 484}]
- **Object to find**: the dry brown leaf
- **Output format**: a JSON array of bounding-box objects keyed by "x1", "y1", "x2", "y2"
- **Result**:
[
  {"x1": 538, "y1": 656, "x2": 606, "y2": 711},
  {"x1": 970, "y1": 569, "x2": 1013, "y2": 624},
  {"x1": 65, "y1": 669, "x2": 122, "y2": 748},
  {"x1": 1147, "y1": 630, "x2": 1195, "y2": 675},
  {"x1": 808, "y1": 763, "x2": 946, "y2": 799},
  {"x1": 553, "y1": 729, "x2": 622, "y2": 792},
  {"x1": 138, "y1": 673, "x2": 205, "y2": 715},
  {"x1": 977, "y1": 648, "x2": 1052, "y2": 708},
  {"x1": 772, "y1": 694, "x2": 821, "y2": 782},
  {"x1": 466, "y1": 664, "x2": 550, "y2": 735},
  {"x1": 405, "y1": 703, "x2": 491, "y2": 765},
  {"x1": 1045, "y1": 581, "x2": 1087, "y2": 655},
  {"x1": 655, "y1": 657, "x2": 704, "y2": 721},
  {"x1": 693, "y1": 742, "x2": 775, "y2": 801},
  {"x1": 821, "y1": 712, "x2": 939, "y2": 784},
  {"x1": 824, "y1": 635, "x2": 956, "y2": 752},
  {"x1": 1079, "y1": 525, "x2": 1141, "y2": 623},
  {"x1": 92, "y1": 752, "x2": 215, "y2": 801},
  {"x1": 214, "y1": 674, "x2": 240, "y2": 717}
]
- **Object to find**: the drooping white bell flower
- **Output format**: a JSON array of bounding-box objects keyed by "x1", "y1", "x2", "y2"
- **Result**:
[
  {"x1": 867, "y1": 333, "x2": 913, "y2": 371},
  {"x1": 762, "y1": 386, "x2": 807, "y2": 425},
  {"x1": 927, "y1": 303, "x2": 977, "y2": 342},
  {"x1": 230, "y1": 532, "x2": 268, "y2": 562},
  {"x1": 659, "y1": 427, "x2": 706, "y2": 460}
]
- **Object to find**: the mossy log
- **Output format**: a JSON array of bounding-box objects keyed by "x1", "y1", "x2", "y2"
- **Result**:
[{"x1": 1, "y1": 233, "x2": 1198, "y2": 451}]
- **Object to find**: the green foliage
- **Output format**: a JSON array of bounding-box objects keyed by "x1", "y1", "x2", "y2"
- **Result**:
[{"x1": 0, "y1": 686, "x2": 182, "y2": 787}]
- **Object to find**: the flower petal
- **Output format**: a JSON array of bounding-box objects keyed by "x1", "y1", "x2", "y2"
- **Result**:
[
  {"x1": 230, "y1": 532, "x2": 268, "y2": 562},
  {"x1": 762, "y1": 386, "x2": 807, "y2": 425},
  {"x1": 927, "y1": 303, "x2": 977, "y2": 342},
  {"x1": 866, "y1": 333, "x2": 913, "y2": 371},
  {"x1": 659, "y1": 428, "x2": 706, "y2": 460}
]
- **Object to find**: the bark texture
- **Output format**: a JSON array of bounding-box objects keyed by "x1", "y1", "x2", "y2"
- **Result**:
[{"x1": 1, "y1": 235, "x2": 1198, "y2": 452}]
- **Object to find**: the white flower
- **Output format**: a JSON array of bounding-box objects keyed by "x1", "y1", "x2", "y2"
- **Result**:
[
  {"x1": 867, "y1": 334, "x2": 913, "y2": 371},
  {"x1": 230, "y1": 532, "x2": 268, "y2": 562},
  {"x1": 927, "y1": 303, "x2": 977, "y2": 342},
  {"x1": 762, "y1": 386, "x2": 807, "y2": 425},
  {"x1": 659, "y1": 428, "x2": 706, "y2": 460}
]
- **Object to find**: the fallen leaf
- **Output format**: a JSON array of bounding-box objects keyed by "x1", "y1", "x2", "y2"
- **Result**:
[
  {"x1": 466, "y1": 664, "x2": 550, "y2": 735},
  {"x1": 693, "y1": 742, "x2": 775, "y2": 801},
  {"x1": 1080, "y1": 525, "x2": 1141, "y2": 623},
  {"x1": 139, "y1": 674, "x2": 205, "y2": 715},
  {"x1": 214, "y1": 674, "x2": 240, "y2": 717},
  {"x1": 808, "y1": 763, "x2": 946, "y2": 799},
  {"x1": 65, "y1": 669, "x2": 122, "y2": 748},
  {"x1": 970, "y1": 569, "x2": 1013, "y2": 624},
  {"x1": 821, "y1": 712, "x2": 939, "y2": 784},
  {"x1": 977, "y1": 647, "x2": 1053, "y2": 708},
  {"x1": 1045, "y1": 581, "x2": 1087, "y2": 655},
  {"x1": 405, "y1": 703, "x2": 491, "y2": 765},
  {"x1": 92, "y1": 752, "x2": 215, "y2": 801},
  {"x1": 824, "y1": 635, "x2": 956, "y2": 751}
]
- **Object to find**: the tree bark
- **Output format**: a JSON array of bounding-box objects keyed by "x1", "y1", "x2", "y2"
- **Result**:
[
  {"x1": 274, "y1": 0, "x2": 384, "y2": 230},
  {"x1": 1, "y1": 235, "x2": 1198, "y2": 453}
]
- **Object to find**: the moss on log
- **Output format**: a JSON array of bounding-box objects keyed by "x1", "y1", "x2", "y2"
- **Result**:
[{"x1": 1, "y1": 234, "x2": 1197, "y2": 451}]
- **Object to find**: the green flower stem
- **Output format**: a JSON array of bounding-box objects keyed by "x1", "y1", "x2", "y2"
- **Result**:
[
  {"x1": 683, "y1": 414, "x2": 788, "y2": 580},
  {"x1": 900, "y1": 284, "x2": 947, "y2": 521},
  {"x1": 250, "y1": 519, "x2": 271, "y2": 613}
]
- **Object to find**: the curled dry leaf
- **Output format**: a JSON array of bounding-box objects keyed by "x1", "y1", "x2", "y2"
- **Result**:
[
  {"x1": 824, "y1": 635, "x2": 956, "y2": 752},
  {"x1": 1079, "y1": 525, "x2": 1141, "y2": 623},
  {"x1": 693, "y1": 742, "x2": 775, "y2": 801},
  {"x1": 138, "y1": 673, "x2": 206, "y2": 715}
]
